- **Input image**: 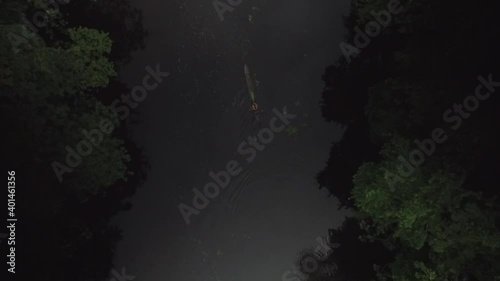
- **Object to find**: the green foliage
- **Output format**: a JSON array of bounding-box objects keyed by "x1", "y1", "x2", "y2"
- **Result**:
[
  {"x1": 0, "y1": 1, "x2": 148, "y2": 280},
  {"x1": 66, "y1": 27, "x2": 116, "y2": 89},
  {"x1": 1, "y1": 21, "x2": 123, "y2": 196},
  {"x1": 351, "y1": 134, "x2": 500, "y2": 280},
  {"x1": 318, "y1": 0, "x2": 500, "y2": 280}
]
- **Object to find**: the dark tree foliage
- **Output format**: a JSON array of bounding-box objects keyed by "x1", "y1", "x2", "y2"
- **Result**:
[
  {"x1": 316, "y1": 118, "x2": 381, "y2": 209},
  {"x1": 296, "y1": 217, "x2": 395, "y2": 281},
  {"x1": 0, "y1": 0, "x2": 148, "y2": 280},
  {"x1": 309, "y1": 0, "x2": 500, "y2": 280}
]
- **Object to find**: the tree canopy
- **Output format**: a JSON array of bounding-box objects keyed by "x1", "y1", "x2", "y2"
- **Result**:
[{"x1": 0, "y1": 0, "x2": 147, "y2": 280}]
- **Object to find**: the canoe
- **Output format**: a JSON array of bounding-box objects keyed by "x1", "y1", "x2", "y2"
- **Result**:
[{"x1": 244, "y1": 64, "x2": 256, "y2": 102}]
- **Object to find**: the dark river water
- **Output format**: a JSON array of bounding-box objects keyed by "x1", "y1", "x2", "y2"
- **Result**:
[{"x1": 112, "y1": 0, "x2": 351, "y2": 280}]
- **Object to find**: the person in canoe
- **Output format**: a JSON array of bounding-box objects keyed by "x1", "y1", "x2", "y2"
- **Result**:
[{"x1": 250, "y1": 101, "x2": 258, "y2": 112}]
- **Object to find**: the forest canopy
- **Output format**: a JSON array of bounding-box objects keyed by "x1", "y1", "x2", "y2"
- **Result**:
[
  {"x1": 0, "y1": 0, "x2": 147, "y2": 280},
  {"x1": 309, "y1": 0, "x2": 500, "y2": 280}
]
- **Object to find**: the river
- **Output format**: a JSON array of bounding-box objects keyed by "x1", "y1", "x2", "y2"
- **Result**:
[{"x1": 112, "y1": 1, "x2": 351, "y2": 280}]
